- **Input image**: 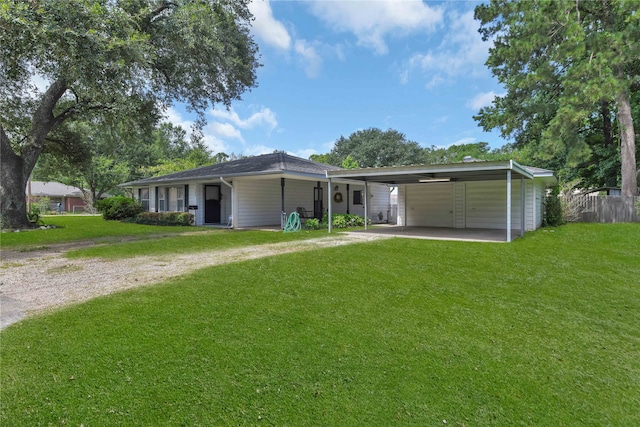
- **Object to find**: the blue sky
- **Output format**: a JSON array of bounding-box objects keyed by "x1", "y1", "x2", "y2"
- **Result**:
[{"x1": 167, "y1": 0, "x2": 507, "y2": 159}]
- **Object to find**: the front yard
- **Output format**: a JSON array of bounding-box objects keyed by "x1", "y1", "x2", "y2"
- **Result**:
[{"x1": 1, "y1": 223, "x2": 639, "y2": 425}]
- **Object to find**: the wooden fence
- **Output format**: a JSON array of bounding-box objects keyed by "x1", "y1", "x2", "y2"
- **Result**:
[{"x1": 564, "y1": 195, "x2": 640, "y2": 223}]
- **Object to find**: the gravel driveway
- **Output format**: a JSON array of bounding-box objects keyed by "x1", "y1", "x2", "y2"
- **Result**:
[{"x1": 0, "y1": 233, "x2": 386, "y2": 330}]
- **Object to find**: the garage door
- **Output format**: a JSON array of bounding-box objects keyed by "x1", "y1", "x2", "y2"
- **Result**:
[
  {"x1": 405, "y1": 183, "x2": 454, "y2": 227},
  {"x1": 465, "y1": 181, "x2": 522, "y2": 229}
]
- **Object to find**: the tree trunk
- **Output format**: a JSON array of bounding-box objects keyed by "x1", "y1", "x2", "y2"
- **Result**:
[
  {"x1": 0, "y1": 79, "x2": 68, "y2": 228},
  {"x1": 616, "y1": 87, "x2": 638, "y2": 196},
  {"x1": 0, "y1": 127, "x2": 31, "y2": 229}
]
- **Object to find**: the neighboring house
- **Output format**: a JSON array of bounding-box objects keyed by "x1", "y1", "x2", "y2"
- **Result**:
[
  {"x1": 27, "y1": 181, "x2": 87, "y2": 213},
  {"x1": 120, "y1": 153, "x2": 391, "y2": 228},
  {"x1": 327, "y1": 160, "x2": 556, "y2": 242}
]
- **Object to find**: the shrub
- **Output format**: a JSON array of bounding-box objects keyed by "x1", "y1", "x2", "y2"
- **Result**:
[
  {"x1": 304, "y1": 218, "x2": 322, "y2": 230},
  {"x1": 128, "y1": 212, "x2": 194, "y2": 226},
  {"x1": 543, "y1": 185, "x2": 565, "y2": 226},
  {"x1": 321, "y1": 212, "x2": 370, "y2": 229},
  {"x1": 96, "y1": 196, "x2": 144, "y2": 221}
]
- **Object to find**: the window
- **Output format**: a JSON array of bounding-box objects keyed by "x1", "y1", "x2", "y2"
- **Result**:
[
  {"x1": 139, "y1": 188, "x2": 149, "y2": 211},
  {"x1": 176, "y1": 187, "x2": 184, "y2": 212},
  {"x1": 353, "y1": 190, "x2": 363, "y2": 205},
  {"x1": 158, "y1": 188, "x2": 166, "y2": 212},
  {"x1": 168, "y1": 187, "x2": 177, "y2": 212}
]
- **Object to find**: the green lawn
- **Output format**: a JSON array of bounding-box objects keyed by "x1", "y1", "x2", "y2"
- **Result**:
[
  {"x1": 0, "y1": 215, "x2": 213, "y2": 249},
  {"x1": 1, "y1": 215, "x2": 328, "y2": 256},
  {"x1": 1, "y1": 223, "x2": 639, "y2": 425}
]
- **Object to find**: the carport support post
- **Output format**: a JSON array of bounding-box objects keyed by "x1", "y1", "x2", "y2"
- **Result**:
[
  {"x1": 506, "y1": 169, "x2": 512, "y2": 242},
  {"x1": 520, "y1": 176, "x2": 525, "y2": 237},
  {"x1": 328, "y1": 178, "x2": 332, "y2": 233},
  {"x1": 364, "y1": 181, "x2": 369, "y2": 231}
]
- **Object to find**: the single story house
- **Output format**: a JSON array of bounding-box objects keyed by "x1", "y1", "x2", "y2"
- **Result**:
[
  {"x1": 120, "y1": 153, "x2": 392, "y2": 228},
  {"x1": 326, "y1": 160, "x2": 556, "y2": 242},
  {"x1": 27, "y1": 181, "x2": 87, "y2": 213}
]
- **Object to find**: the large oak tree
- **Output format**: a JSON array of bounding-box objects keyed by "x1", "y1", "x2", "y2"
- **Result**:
[
  {"x1": 475, "y1": 0, "x2": 638, "y2": 196},
  {"x1": 0, "y1": 0, "x2": 259, "y2": 228}
]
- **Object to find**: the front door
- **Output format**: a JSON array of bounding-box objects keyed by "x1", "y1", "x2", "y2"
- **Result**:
[
  {"x1": 204, "y1": 185, "x2": 221, "y2": 223},
  {"x1": 314, "y1": 184, "x2": 323, "y2": 219}
]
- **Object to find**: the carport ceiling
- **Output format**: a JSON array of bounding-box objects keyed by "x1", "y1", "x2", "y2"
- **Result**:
[{"x1": 326, "y1": 160, "x2": 535, "y2": 185}]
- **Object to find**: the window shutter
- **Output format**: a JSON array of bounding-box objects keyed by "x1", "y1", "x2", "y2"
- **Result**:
[
  {"x1": 184, "y1": 185, "x2": 189, "y2": 211},
  {"x1": 155, "y1": 187, "x2": 159, "y2": 212}
]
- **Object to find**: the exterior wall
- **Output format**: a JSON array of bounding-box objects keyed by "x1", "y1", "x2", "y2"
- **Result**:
[
  {"x1": 404, "y1": 183, "x2": 454, "y2": 227},
  {"x1": 235, "y1": 177, "x2": 283, "y2": 227},
  {"x1": 397, "y1": 178, "x2": 548, "y2": 231},
  {"x1": 328, "y1": 183, "x2": 390, "y2": 222},
  {"x1": 465, "y1": 180, "x2": 522, "y2": 230}
]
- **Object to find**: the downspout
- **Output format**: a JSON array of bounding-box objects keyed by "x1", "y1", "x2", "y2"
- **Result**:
[
  {"x1": 220, "y1": 177, "x2": 233, "y2": 228},
  {"x1": 281, "y1": 178, "x2": 285, "y2": 229}
]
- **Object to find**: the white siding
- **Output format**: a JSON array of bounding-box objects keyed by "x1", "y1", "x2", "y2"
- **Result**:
[
  {"x1": 454, "y1": 182, "x2": 465, "y2": 229},
  {"x1": 368, "y1": 184, "x2": 392, "y2": 223},
  {"x1": 235, "y1": 178, "x2": 283, "y2": 227},
  {"x1": 465, "y1": 180, "x2": 522, "y2": 229},
  {"x1": 405, "y1": 183, "x2": 454, "y2": 227},
  {"x1": 397, "y1": 185, "x2": 407, "y2": 226}
]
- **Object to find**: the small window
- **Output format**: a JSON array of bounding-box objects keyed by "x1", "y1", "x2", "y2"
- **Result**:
[
  {"x1": 158, "y1": 188, "x2": 166, "y2": 212},
  {"x1": 176, "y1": 187, "x2": 184, "y2": 212},
  {"x1": 353, "y1": 190, "x2": 363, "y2": 205}
]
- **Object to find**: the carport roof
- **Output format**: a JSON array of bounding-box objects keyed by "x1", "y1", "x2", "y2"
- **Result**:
[{"x1": 326, "y1": 160, "x2": 556, "y2": 185}]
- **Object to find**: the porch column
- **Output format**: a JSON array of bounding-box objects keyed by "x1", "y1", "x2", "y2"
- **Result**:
[
  {"x1": 328, "y1": 178, "x2": 332, "y2": 233},
  {"x1": 506, "y1": 170, "x2": 512, "y2": 242},
  {"x1": 520, "y1": 176, "x2": 525, "y2": 237},
  {"x1": 364, "y1": 181, "x2": 369, "y2": 231},
  {"x1": 281, "y1": 178, "x2": 285, "y2": 229}
]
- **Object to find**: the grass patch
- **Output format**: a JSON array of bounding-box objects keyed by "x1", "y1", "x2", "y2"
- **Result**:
[
  {"x1": 1, "y1": 223, "x2": 639, "y2": 425},
  {"x1": 0, "y1": 216, "x2": 213, "y2": 249}
]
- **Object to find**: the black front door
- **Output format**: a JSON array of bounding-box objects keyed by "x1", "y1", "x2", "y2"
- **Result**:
[{"x1": 204, "y1": 185, "x2": 221, "y2": 223}]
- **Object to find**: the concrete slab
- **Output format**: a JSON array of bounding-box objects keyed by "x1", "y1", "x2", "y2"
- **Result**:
[{"x1": 343, "y1": 226, "x2": 514, "y2": 243}]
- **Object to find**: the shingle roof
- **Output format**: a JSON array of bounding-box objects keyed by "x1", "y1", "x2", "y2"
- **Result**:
[
  {"x1": 121, "y1": 153, "x2": 342, "y2": 186},
  {"x1": 28, "y1": 181, "x2": 84, "y2": 197}
]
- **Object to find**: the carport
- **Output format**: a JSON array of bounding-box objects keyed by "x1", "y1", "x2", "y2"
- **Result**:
[{"x1": 326, "y1": 160, "x2": 556, "y2": 242}]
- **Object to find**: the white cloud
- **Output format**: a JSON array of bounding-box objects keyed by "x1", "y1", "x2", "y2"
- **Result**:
[
  {"x1": 209, "y1": 107, "x2": 278, "y2": 132},
  {"x1": 245, "y1": 144, "x2": 277, "y2": 156},
  {"x1": 309, "y1": 0, "x2": 443, "y2": 55},
  {"x1": 163, "y1": 107, "x2": 229, "y2": 154},
  {"x1": 249, "y1": 0, "x2": 291, "y2": 50},
  {"x1": 451, "y1": 137, "x2": 477, "y2": 146},
  {"x1": 208, "y1": 122, "x2": 244, "y2": 141},
  {"x1": 290, "y1": 148, "x2": 317, "y2": 159},
  {"x1": 400, "y1": 9, "x2": 492, "y2": 86},
  {"x1": 294, "y1": 39, "x2": 323, "y2": 78},
  {"x1": 467, "y1": 91, "x2": 502, "y2": 111}
]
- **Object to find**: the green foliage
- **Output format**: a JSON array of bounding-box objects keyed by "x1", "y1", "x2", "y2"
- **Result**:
[
  {"x1": 324, "y1": 128, "x2": 424, "y2": 168},
  {"x1": 543, "y1": 185, "x2": 565, "y2": 227},
  {"x1": 474, "y1": 0, "x2": 638, "y2": 195},
  {"x1": 26, "y1": 206, "x2": 42, "y2": 226},
  {"x1": 303, "y1": 218, "x2": 322, "y2": 230},
  {"x1": 96, "y1": 196, "x2": 143, "y2": 221},
  {"x1": 0, "y1": 0, "x2": 259, "y2": 228},
  {"x1": 128, "y1": 212, "x2": 194, "y2": 227},
  {"x1": 340, "y1": 155, "x2": 359, "y2": 169},
  {"x1": 322, "y1": 212, "x2": 369, "y2": 228}
]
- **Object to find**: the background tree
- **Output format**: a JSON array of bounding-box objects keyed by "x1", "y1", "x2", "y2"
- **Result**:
[
  {"x1": 0, "y1": 0, "x2": 259, "y2": 228},
  {"x1": 474, "y1": 0, "x2": 639, "y2": 196},
  {"x1": 313, "y1": 128, "x2": 424, "y2": 168}
]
